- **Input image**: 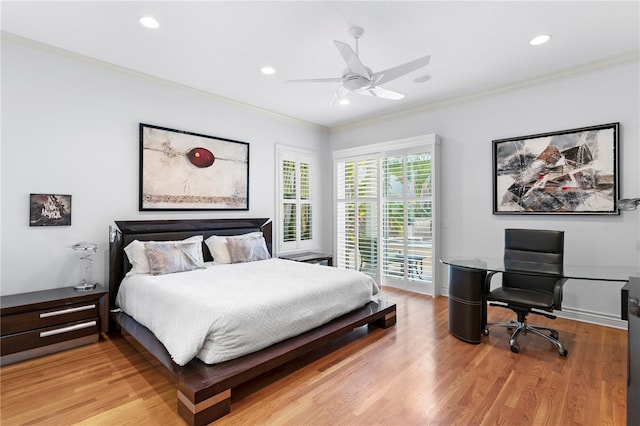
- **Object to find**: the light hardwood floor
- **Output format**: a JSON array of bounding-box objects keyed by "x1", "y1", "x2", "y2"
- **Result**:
[{"x1": 1, "y1": 288, "x2": 627, "y2": 425}]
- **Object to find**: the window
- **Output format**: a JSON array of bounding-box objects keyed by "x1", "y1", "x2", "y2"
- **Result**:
[
  {"x1": 276, "y1": 145, "x2": 317, "y2": 253},
  {"x1": 334, "y1": 135, "x2": 440, "y2": 296},
  {"x1": 336, "y1": 156, "x2": 378, "y2": 272}
]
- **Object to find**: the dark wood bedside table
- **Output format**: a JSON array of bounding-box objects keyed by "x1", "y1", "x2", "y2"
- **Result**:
[
  {"x1": 279, "y1": 251, "x2": 333, "y2": 266},
  {"x1": 0, "y1": 284, "x2": 108, "y2": 365}
]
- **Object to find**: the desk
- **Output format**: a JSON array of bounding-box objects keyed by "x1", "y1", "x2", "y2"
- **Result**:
[{"x1": 441, "y1": 257, "x2": 639, "y2": 344}]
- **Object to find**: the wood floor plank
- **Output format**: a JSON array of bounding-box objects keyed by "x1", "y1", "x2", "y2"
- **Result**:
[{"x1": 0, "y1": 288, "x2": 627, "y2": 425}]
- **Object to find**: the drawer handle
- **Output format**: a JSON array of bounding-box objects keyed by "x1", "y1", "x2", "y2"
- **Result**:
[
  {"x1": 39, "y1": 321, "x2": 96, "y2": 338},
  {"x1": 40, "y1": 304, "x2": 96, "y2": 318}
]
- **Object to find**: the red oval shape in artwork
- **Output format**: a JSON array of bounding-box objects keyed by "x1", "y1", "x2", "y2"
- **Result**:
[{"x1": 187, "y1": 147, "x2": 215, "y2": 168}]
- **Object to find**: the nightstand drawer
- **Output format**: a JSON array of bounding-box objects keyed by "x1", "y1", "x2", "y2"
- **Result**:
[
  {"x1": 1, "y1": 319, "x2": 98, "y2": 356},
  {"x1": 0, "y1": 301, "x2": 98, "y2": 335}
]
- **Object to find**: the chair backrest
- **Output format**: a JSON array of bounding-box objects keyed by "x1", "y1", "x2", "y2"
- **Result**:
[{"x1": 503, "y1": 228, "x2": 564, "y2": 294}]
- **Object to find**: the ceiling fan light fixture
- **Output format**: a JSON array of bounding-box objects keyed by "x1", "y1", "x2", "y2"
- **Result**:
[
  {"x1": 261, "y1": 66, "x2": 276, "y2": 75},
  {"x1": 139, "y1": 16, "x2": 160, "y2": 29},
  {"x1": 288, "y1": 26, "x2": 431, "y2": 103},
  {"x1": 530, "y1": 34, "x2": 551, "y2": 46}
]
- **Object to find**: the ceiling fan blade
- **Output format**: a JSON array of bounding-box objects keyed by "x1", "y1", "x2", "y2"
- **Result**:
[
  {"x1": 330, "y1": 86, "x2": 349, "y2": 106},
  {"x1": 372, "y1": 55, "x2": 430, "y2": 85},
  {"x1": 355, "y1": 85, "x2": 405, "y2": 100},
  {"x1": 333, "y1": 40, "x2": 371, "y2": 79},
  {"x1": 288, "y1": 77, "x2": 344, "y2": 83}
]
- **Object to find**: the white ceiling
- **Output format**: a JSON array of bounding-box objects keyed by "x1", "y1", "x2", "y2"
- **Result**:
[{"x1": 2, "y1": 1, "x2": 639, "y2": 128}]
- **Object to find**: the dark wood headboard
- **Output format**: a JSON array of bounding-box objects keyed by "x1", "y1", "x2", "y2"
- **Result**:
[{"x1": 108, "y1": 218, "x2": 272, "y2": 311}]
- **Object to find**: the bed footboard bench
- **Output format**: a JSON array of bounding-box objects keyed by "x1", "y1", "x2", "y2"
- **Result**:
[
  {"x1": 109, "y1": 218, "x2": 397, "y2": 425},
  {"x1": 113, "y1": 299, "x2": 396, "y2": 425}
]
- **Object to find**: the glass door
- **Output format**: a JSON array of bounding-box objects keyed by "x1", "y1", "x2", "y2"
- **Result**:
[
  {"x1": 336, "y1": 156, "x2": 379, "y2": 278},
  {"x1": 334, "y1": 134, "x2": 440, "y2": 296},
  {"x1": 381, "y1": 148, "x2": 433, "y2": 293}
]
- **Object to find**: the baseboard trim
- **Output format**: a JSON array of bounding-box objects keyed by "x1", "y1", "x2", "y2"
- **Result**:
[
  {"x1": 439, "y1": 286, "x2": 627, "y2": 330},
  {"x1": 554, "y1": 307, "x2": 627, "y2": 330}
]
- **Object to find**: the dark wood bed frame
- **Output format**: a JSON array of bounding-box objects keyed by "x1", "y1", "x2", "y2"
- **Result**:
[{"x1": 108, "y1": 218, "x2": 397, "y2": 425}]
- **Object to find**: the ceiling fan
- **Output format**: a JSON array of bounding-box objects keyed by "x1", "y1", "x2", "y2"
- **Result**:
[{"x1": 288, "y1": 26, "x2": 430, "y2": 104}]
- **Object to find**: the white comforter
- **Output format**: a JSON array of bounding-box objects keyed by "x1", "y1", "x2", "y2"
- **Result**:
[{"x1": 116, "y1": 258, "x2": 379, "y2": 366}]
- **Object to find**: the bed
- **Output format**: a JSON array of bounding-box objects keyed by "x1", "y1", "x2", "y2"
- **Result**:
[{"x1": 108, "y1": 218, "x2": 397, "y2": 425}]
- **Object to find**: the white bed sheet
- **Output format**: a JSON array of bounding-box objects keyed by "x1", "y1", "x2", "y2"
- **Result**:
[{"x1": 115, "y1": 258, "x2": 379, "y2": 366}]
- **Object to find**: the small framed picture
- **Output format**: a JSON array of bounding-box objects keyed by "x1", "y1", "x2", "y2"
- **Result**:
[{"x1": 29, "y1": 194, "x2": 72, "y2": 226}]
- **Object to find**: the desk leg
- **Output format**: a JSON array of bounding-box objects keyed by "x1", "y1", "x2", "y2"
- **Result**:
[{"x1": 448, "y1": 266, "x2": 486, "y2": 344}]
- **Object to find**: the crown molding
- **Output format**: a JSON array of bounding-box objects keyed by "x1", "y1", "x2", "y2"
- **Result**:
[
  {"x1": 331, "y1": 49, "x2": 640, "y2": 133},
  {"x1": 4, "y1": 31, "x2": 637, "y2": 134},
  {"x1": 1, "y1": 31, "x2": 328, "y2": 132}
]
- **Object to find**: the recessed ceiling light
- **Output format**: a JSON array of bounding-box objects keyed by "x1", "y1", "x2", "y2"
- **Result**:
[
  {"x1": 139, "y1": 16, "x2": 160, "y2": 29},
  {"x1": 261, "y1": 66, "x2": 276, "y2": 75},
  {"x1": 338, "y1": 98, "x2": 350, "y2": 106},
  {"x1": 530, "y1": 34, "x2": 551, "y2": 46},
  {"x1": 413, "y1": 74, "x2": 431, "y2": 83}
]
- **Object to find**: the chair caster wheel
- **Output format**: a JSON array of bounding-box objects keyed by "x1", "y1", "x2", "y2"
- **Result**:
[
  {"x1": 510, "y1": 345, "x2": 519, "y2": 354},
  {"x1": 482, "y1": 329, "x2": 489, "y2": 336},
  {"x1": 560, "y1": 349, "x2": 568, "y2": 357}
]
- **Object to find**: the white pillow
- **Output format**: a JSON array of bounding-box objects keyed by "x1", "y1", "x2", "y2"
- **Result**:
[
  {"x1": 227, "y1": 237, "x2": 271, "y2": 263},
  {"x1": 204, "y1": 232, "x2": 263, "y2": 264},
  {"x1": 124, "y1": 235, "x2": 203, "y2": 275}
]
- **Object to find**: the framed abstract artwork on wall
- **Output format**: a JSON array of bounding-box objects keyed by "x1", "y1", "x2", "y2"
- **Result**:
[
  {"x1": 30, "y1": 194, "x2": 72, "y2": 226},
  {"x1": 493, "y1": 122, "x2": 619, "y2": 215},
  {"x1": 139, "y1": 123, "x2": 249, "y2": 211}
]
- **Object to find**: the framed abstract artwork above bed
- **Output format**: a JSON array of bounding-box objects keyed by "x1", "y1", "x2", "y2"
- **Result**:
[
  {"x1": 139, "y1": 123, "x2": 249, "y2": 211},
  {"x1": 492, "y1": 122, "x2": 619, "y2": 215}
]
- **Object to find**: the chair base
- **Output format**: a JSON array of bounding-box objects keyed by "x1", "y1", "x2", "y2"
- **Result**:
[{"x1": 487, "y1": 319, "x2": 568, "y2": 357}]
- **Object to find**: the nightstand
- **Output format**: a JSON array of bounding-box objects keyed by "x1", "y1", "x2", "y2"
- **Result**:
[
  {"x1": 279, "y1": 251, "x2": 333, "y2": 266},
  {"x1": 0, "y1": 284, "x2": 108, "y2": 365}
]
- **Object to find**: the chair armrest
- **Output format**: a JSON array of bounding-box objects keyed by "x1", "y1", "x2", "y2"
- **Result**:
[
  {"x1": 485, "y1": 271, "x2": 501, "y2": 293},
  {"x1": 553, "y1": 277, "x2": 568, "y2": 309}
]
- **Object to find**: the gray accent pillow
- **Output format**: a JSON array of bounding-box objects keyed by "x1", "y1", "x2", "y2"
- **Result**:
[
  {"x1": 204, "y1": 232, "x2": 262, "y2": 264},
  {"x1": 144, "y1": 240, "x2": 205, "y2": 275},
  {"x1": 227, "y1": 237, "x2": 271, "y2": 263}
]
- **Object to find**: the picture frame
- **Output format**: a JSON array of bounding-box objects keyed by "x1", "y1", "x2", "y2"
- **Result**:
[
  {"x1": 30, "y1": 194, "x2": 72, "y2": 226},
  {"x1": 139, "y1": 123, "x2": 249, "y2": 211},
  {"x1": 493, "y1": 122, "x2": 619, "y2": 215}
]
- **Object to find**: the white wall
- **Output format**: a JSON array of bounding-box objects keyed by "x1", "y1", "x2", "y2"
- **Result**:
[
  {"x1": 1, "y1": 37, "x2": 330, "y2": 296},
  {"x1": 3, "y1": 35, "x2": 638, "y2": 327},
  {"x1": 330, "y1": 60, "x2": 640, "y2": 327}
]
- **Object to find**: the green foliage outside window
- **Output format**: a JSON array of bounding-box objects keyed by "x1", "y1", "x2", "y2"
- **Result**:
[
  {"x1": 283, "y1": 160, "x2": 296, "y2": 200},
  {"x1": 283, "y1": 203, "x2": 296, "y2": 242}
]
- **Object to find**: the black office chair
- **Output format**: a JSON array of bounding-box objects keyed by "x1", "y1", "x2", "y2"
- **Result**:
[{"x1": 485, "y1": 229, "x2": 568, "y2": 357}]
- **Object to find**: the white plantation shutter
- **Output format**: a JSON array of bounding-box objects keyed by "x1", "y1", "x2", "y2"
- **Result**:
[
  {"x1": 336, "y1": 157, "x2": 378, "y2": 273},
  {"x1": 334, "y1": 135, "x2": 440, "y2": 295},
  {"x1": 382, "y1": 150, "x2": 433, "y2": 285},
  {"x1": 277, "y1": 146, "x2": 316, "y2": 253}
]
